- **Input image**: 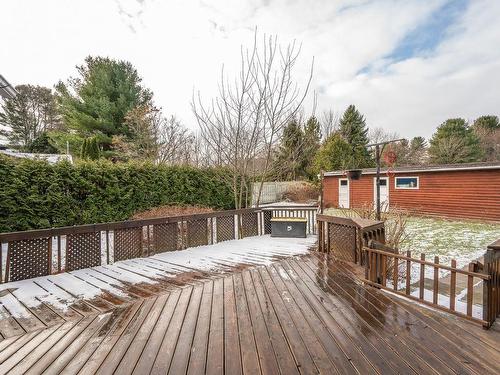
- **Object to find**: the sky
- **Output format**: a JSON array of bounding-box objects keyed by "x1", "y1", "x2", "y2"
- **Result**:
[{"x1": 1, "y1": 0, "x2": 499, "y2": 138}]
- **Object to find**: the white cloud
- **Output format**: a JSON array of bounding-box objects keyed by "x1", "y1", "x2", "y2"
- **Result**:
[{"x1": 1, "y1": 0, "x2": 499, "y2": 138}]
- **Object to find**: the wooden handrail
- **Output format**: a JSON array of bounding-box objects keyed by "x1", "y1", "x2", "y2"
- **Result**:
[
  {"x1": 363, "y1": 247, "x2": 491, "y2": 280},
  {"x1": 363, "y1": 241, "x2": 496, "y2": 328}
]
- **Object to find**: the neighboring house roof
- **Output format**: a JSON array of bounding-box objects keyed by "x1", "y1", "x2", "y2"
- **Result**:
[
  {"x1": 0, "y1": 149, "x2": 73, "y2": 164},
  {"x1": 324, "y1": 161, "x2": 500, "y2": 176},
  {"x1": 0, "y1": 75, "x2": 17, "y2": 100}
]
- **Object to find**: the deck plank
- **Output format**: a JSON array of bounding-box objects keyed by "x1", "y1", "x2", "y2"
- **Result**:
[
  {"x1": 187, "y1": 280, "x2": 213, "y2": 375},
  {"x1": 168, "y1": 283, "x2": 204, "y2": 374},
  {"x1": 240, "y1": 270, "x2": 281, "y2": 375},
  {"x1": 297, "y1": 257, "x2": 456, "y2": 375},
  {"x1": 149, "y1": 286, "x2": 193, "y2": 374},
  {"x1": 75, "y1": 302, "x2": 144, "y2": 374},
  {"x1": 205, "y1": 278, "x2": 224, "y2": 375},
  {"x1": 293, "y1": 258, "x2": 443, "y2": 374},
  {"x1": 132, "y1": 289, "x2": 182, "y2": 374},
  {"x1": 233, "y1": 273, "x2": 262, "y2": 375},
  {"x1": 223, "y1": 274, "x2": 243, "y2": 375},
  {"x1": 247, "y1": 269, "x2": 301, "y2": 375},
  {"x1": 274, "y1": 261, "x2": 379, "y2": 375},
  {"x1": 257, "y1": 266, "x2": 336, "y2": 374}
]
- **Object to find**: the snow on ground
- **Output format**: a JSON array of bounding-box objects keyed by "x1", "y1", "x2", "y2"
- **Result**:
[
  {"x1": 401, "y1": 217, "x2": 500, "y2": 275},
  {"x1": 0, "y1": 235, "x2": 316, "y2": 318}
]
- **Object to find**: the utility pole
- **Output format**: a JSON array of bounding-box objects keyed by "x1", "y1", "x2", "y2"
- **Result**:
[{"x1": 366, "y1": 139, "x2": 404, "y2": 221}]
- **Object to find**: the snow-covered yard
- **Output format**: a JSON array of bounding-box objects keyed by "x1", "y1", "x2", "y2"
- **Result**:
[{"x1": 401, "y1": 216, "x2": 500, "y2": 270}]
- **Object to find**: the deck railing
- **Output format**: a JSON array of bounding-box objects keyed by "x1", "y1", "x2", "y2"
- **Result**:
[
  {"x1": 363, "y1": 240, "x2": 498, "y2": 329},
  {"x1": 0, "y1": 205, "x2": 318, "y2": 283},
  {"x1": 483, "y1": 239, "x2": 500, "y2": 328},
  {"x1": 317, "y1": 214, "x2": 385, "y2": 264}
]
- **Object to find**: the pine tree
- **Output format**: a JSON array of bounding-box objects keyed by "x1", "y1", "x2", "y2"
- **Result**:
[
  {"x1": 313, "y1": 133, "x2": 352, "y2": 172},
  {"x1": 0, "y1": 85, "x2": 61, "y2": 149},
  {"x1": 302, "y1": 116, "x2": 321, "y2": 178},
  {"x1": 429, "y1": 119, "x2": 482, "y2": 164},
  {"x1": 80, "y1": 137, "x2": 100, "y2": 160},
  {"x1": 338, "y1": 105, "x2": 372, "y2": 167},
  {"x1": 56, "y1": 56, "x2": 153, "y2": 150},
  {"x1": 473, "y1": 116, "x2": 500, "y2": 161},
  {"x1": 80, "y1": 138, "x2": 88, "y2": 159},
  {"x1": 273, "y1": 118, "x2": 304, "y2": 180}
]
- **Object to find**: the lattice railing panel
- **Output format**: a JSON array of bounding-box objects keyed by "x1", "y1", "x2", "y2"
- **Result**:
[
  {"x1": 153, "y1": 222, "x2": 179, "y2": 253},
  {"x1": 328, "y1": 223, "x2": 356, "y2": 262},
  {"x1": 216, "y1": 215, "x2": 235, "y2": 242},
  {"x1": 7, "y1": 238, "x2": 50, "y2": 282},
  {"x1": 187, "y1": 219, "x2": 208, "y2": 247},
  {"x1": 66, "y1": 232, "x2": 101, "y2": 271},
  {"x1": 114, "y1": 227, "x2": 143, "y2": 261},
  {"x1": 263, "y1": 211, "x2": 272, "y2": 235},
  {"x1": 241, "y1": 212, "x2": 258, "y2": 238}
]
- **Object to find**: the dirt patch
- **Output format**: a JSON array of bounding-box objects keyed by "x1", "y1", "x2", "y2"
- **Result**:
[{"x1": 131, "y1": 205, "x2": 214, "y2": 220}]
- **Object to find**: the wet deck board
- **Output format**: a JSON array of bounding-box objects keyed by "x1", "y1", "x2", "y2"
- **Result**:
[{"x1": 0, "y1": 253, "x2": 498, "y2": 374}]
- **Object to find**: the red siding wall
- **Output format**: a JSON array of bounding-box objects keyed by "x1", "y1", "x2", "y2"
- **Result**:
[{"x1": 323, "y1": 169, "x2": 500, "y2": 221}]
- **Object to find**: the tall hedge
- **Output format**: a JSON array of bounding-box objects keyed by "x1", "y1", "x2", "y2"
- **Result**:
[{"x1": 0, "y1": 156, "x2": 234, "y2": 232}]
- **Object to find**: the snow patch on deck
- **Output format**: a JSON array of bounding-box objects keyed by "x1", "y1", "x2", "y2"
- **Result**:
[{"x1": 0, "y1": 235, "x2": 316, "y2": 318}]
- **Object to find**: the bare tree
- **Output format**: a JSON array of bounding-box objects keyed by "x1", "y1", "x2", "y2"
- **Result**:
[
  {"x1": 251, "y1": 34, "x2": 314, "y2": 206},
  {"x1": 369, "y1": 126, "x2": 400, "y2": 144},
  {"x1": 192, "y1": 30, "x2": 313, "y2": 208},
  {"x1": 320, "y1": 109, "x2": 339, "y2": 140},
  {"x1": 156, "y1": 115, "x2": 195, "y2": 165}
]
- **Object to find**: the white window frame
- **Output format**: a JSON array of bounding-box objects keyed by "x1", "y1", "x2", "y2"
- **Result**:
[
  {"x1": 338, "y1": 178, "x2": 350, "y2": 208},
  {"x1": 394, "y1": 176, "x2": 420, "y2": 190}
]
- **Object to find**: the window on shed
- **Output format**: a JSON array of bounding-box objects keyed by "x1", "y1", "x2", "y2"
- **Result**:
[
  {"x1": 395, "y1": 177, "x2": 419, "y2": 189},
  {"x1": 340, "y1": 180, "x2": 348, "y2": 186}
]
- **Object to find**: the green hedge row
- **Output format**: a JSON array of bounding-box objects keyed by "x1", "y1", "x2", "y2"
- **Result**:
[{"x1": 0, "y1": 156, "x2": 234, "y2": 232}]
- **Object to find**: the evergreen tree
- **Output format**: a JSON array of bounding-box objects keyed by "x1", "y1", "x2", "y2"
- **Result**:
[
  {"x1": 473, "y1": 115, "x2": 499, "y2": 131},
  {"x1": 472, "y1": 115, "x2": 500, "y2": 161},
  {"x1": 429, "y1": 118, "x2": 482, "y2": 164},
  {"x1": 28, "y1": 133, "x2": 59, "y2": 154},
  {"x1": 80, "y1": 137, "x2": 101, "y2": 160},
  {"x1": 302, "y1": 116, "x2": 321, "y2": 177},
  {"x1": 409, "y1": 136, "x2": 427, "y2": 164},
  {"x1": 313, "y1": 133, "x2": 352, "y2": 172},
  {"x1": 56, "y1": 56, "x2": 153, "y2": 150},
  {"x1": 0, "y1": 85, "x2": 61, "y2": 149},
  {"x1": 272, "y1": 118, "x2": 304, "y2": 180},
  {"x1": 338, "y1": 105, "x2": 372, "y2": 167}
]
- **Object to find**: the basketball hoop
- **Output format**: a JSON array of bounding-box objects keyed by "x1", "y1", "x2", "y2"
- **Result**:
[
  {"x1": 383, "y1": 148, "x2": 397, "y2": 166},
  {"x1": 386, "y1": 167, "x2": 395, "y2": 179}
]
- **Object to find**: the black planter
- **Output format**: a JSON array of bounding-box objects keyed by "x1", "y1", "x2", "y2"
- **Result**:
[{"x1": 346, "y1": 169, "x2": 362, "y2": 180}]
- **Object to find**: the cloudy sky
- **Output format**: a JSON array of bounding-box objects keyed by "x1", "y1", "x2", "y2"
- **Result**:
[{"x1": 2, "y1": 0, "x2": 499, "y2": 138}]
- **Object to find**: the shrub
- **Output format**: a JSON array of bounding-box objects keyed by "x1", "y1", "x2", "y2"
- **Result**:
[
  {"x1": 282, "y1": 182, "x2": 319, "y2": 203},
  {"x1": 0, "y1": 156, "x2": 234, "y2": 232}
]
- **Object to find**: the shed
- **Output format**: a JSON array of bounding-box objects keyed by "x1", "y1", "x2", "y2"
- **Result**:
[{"x1": 322, "y1": 162, "x2": 500, "y2": 221}]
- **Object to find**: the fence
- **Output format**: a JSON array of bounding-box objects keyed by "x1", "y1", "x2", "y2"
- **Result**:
[
  {"x1": 0, "y1": 205, "x2": 318, "y2": 284},
  {"x1": 317, "y1": 214, "x2": 385, "y2": 264},
  {"x1": 251, "y1": 181, "x2": 307, "y2": 205},
  {"x1": 363, "y1": 239, "x2": 499, "y2": 329}
]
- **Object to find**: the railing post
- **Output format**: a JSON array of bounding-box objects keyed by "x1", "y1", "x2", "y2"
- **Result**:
[{"x1": 483, "y1": 239, "x2": 500, "y2": 329}]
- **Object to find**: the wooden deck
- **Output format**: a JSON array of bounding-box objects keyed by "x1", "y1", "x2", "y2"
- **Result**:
[{"x1": 0, "y1": 251, "x2": 499, "y2": 374}]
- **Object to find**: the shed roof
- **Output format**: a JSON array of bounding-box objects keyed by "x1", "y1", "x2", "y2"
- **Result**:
[{"x1": 324, "y1": 161, "x2": 500, "y2": 176}]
